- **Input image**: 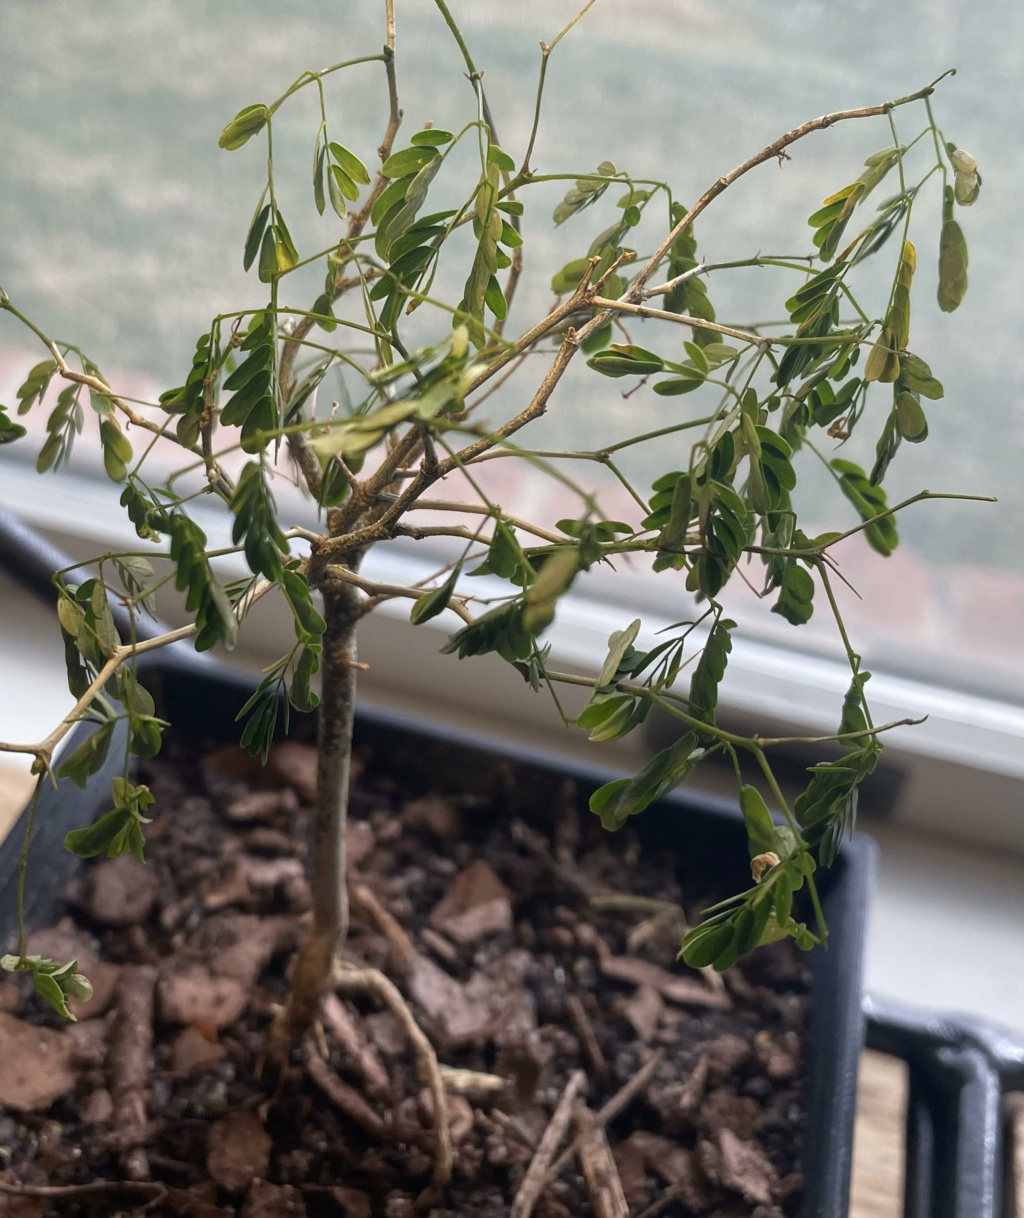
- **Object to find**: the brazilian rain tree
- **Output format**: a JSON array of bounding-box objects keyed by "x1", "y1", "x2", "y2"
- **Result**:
[{"x1": 0, "y1": 0, "x2": 990, "y2": 1152}]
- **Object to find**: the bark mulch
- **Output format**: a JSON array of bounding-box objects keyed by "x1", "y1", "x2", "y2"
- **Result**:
[{"x1": 0, "y1": 728, "x2": 810, "y2": 1218}]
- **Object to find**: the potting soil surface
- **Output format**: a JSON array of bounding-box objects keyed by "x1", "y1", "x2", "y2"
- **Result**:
[{"x1": 0, "y1": 731, "x2": 810, "y2": 1217}]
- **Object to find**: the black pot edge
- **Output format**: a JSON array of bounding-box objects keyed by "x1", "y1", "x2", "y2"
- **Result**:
[
  {"x1": 0, "y1": 650, "x2": 871, "y2": 1218},
  {"x1": 865, "y1": 995, "x2": 1024, "y2": 1218}
]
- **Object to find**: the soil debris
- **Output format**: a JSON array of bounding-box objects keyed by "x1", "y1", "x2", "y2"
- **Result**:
[
  {"x1": 266, "y1": 741, "x2": 320, "y2": 804},
  {"x1": 241, "y1": 1180, "x2": 306, "y2": 1217},
  {"x1": 170, "y1": 1025, "x2": 228, "y2": 1074},
  {"x1": 107, "y1": 964, "x2": 157, "y2": 1180},
  {"x1": 207, "y1": 1110, "x2": 272, "y2": 1194},
  {"x1": 71, "y1": 854, "x2": 159, "y2": 927},
  {"x1": 0, "y1": 1014, "x2": 75, "y2": 1111},
  {"x1": 600, "y1": 954, "x2": 732, "y2": 1010},
  {"x1": 621, "y1": 983, "x2": 663, "y2": 1044},
  {"x1": 430, "y1": 859, "x2": 513, "y2": 945},
  {"x1": 716, "y1": 1127, "x2": 777, "y2": 1206}
]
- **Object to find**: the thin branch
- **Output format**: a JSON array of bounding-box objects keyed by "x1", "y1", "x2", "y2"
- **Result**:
[
  {"x1": 817, "y1": 489, "x2": 997, "y2": 551},
  {"x1": 392, "y1": 523, "x2": 488, "y2": 546},
  {"x1": 0, "y1": 580, "x2": 272, "y2": 766},
  {"x1": 453, "y1": 277, "x2": 592, "y2": 405},
  {"x1": 324, "y1": 563, "x2": 473, "y2": 623},
  {"x1": 641, "y1": 259, "x2": 709, "y2": 301},
  {"x1": 381, "y1": 496, "x2": 566, "y2": 544},
  {"x1": 755, "y1": 715, "x2": 926, "y2": 747},
  {"x1": 588, "y1": 296, "x2": 768, "y2": 347},
  {"x1": 450, "y1": 335, "x2": 579, "y2": 470}
]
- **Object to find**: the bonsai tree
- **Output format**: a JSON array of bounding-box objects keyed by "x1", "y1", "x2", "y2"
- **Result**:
[{"x1": 0, "y1": 0, "x2": 988, "y2": 1189}]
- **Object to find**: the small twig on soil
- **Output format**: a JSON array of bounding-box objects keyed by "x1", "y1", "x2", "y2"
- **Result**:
[
  {"x1": 0, "y1": 1180, "x2": 164, "y2": 1204},
  {"x1": 336, "y1": 964, "x2": 452, "y2": 1211},
  {"x1": 592, "y1": 893, "x2": 725, "y2": 994},
  {"x1": 491, "y1": 1108, "x2": 539, "y2": 1150},
  {"x1": 438, "y1": 1064, "x2": 511, "y2": 1097},
  {"x1": 510, "y1": 1068, "x2": 587, "y2": 1218},
  {"x1": 420, "y1": 926, "x2": 460, "y2": 964},
  {"x1": 595, "y1": 1048, "x2": 666, "y2": 1123},
  {"x1": 541, "y1": 1049, "x2": 665, "y2": 1190},
  {"x1": 574, "y1": 1100, "x2": 629, "y2": 1218},
  {"x1": 107, "y1": 964, "x2": 157, "y2": 1181},
  {"x1": 566, "y1": 993, "x2": 607, "y2": 1079},
  {"x1": 634, "y1": 1182, "x2": 684, "y2": 1218}
]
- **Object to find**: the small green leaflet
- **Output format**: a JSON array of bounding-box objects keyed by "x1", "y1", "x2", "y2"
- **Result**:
[
  {"x1": 831, "y1": 460, "x2": 898, "y2": 556},
  {"x1": 411, "y1": 129, "x2": 454, "y2": 148},
  {"x1": 0, "y1": 403, "x2": 27, "y2": 444},
  {"x1": 244, "y1": 203, "x2": 271, "y2": 271},
  {"x1": 1, "y1": 954, "x2": 94, "y2": 1020},
  {"x1": 440, "y1": 601, "x2": 532, "y2": 664},
  {"x1": 937, "y1": 186, "x2": 969, "y2": 312},
  {"x1": 522, "y1": 546, "x2": 578, "y2": 634},
  {"x1": 58, "y1": 720, "x2": 115, "y2": 789},
  {"x1": 410, "y1": 564, "x2": 462, "y2": 625},
  {"x1": 772, "y1": 562, "x2": 815, "y2": 626},
  {"x1": 587, "y1": 344, "x2": 664, "y2": 378},
  {"x1": 739, "y1": 786, "x2": 775, "y2": 858},
  {"x1": 219, "y1": 104, "x2": 269, "y2": 151},
  {"x1": 64, "y1": 778, "x2": 154, "y2": 863},
  {"x1": 589, "y1": 732, "x2": 701, "y2": 831},
  {"x1": 688, "y1": 618, "x2": 735, "y2": 725}
]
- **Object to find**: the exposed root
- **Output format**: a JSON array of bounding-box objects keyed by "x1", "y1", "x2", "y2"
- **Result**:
[
  {"x1": 262, "y1": 924, "x2": 336, "y2": 1079},
  {"x1": 303, "y1": 1038, "x2": 389, "y2": 1139},
  {"x1": 322, "y1": 993, "x2": 390, "y2": 1098},
  {"x1": 336, "y1": 964, "x2": 452, "y2": 1211}
]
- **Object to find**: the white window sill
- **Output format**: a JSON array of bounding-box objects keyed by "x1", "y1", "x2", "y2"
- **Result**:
[{"x1": 2, "y1": 456, "x2": 1021, "y2": 852}]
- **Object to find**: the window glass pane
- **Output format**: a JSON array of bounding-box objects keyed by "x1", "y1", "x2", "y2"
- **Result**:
[{"x1": 2, "y1": 1, "x2": 1020, "y2": 699}]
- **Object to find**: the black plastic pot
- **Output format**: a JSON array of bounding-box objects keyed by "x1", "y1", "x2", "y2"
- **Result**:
[
  {"x1": 0, "y1": 503, "x2": 872, "y2": 1217},
  {"x1": 0, "y1": 652, "x2": 872, "y2": 1218}
]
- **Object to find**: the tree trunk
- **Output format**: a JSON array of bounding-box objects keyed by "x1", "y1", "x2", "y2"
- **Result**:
[{"x1": 266, "y1": 578, "x2": 360, "y2": 1069}]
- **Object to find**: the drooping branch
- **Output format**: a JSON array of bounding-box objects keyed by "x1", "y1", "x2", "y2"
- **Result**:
[
  {"x1": 574, "y1": 68, "x2": 957, "y2": 343},
  {"x1": 0, "y1": 578, "x2": 273, "y2": 768}
]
